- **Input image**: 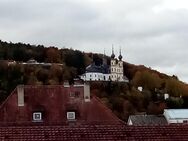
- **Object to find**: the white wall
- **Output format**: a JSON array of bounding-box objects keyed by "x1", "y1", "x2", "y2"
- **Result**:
[{"x1": 164, "y1": 110, "x2": 188, "y2": 124}]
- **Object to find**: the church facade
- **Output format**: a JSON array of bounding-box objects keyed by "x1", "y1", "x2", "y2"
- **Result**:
[{"x1": 80, "y1": 48, "x2": 129, "y2": 82}]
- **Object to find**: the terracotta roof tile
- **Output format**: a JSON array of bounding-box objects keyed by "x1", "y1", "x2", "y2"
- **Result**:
[
  {"x1": 0, "y1": 85, "x2": 122, "y2": 125},
  {"x1": 0, "y1": 124, "x2": 187, "y2": 141}
]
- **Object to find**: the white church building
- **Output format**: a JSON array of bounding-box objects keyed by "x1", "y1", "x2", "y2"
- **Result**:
[{"x1": 80, "y1": 48, "x2": 129, "y2": 82}]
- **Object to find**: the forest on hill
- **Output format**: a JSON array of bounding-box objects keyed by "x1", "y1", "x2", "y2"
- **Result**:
[{"x1": 0, "y1": 40, "x2": 188, "y2": 121}]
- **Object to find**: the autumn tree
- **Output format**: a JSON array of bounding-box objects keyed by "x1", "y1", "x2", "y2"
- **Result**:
[
  {"x1": 48, "y1": 64, "x2": 63, "y2": 83},
  {"x1": 46, "y1": 47, "x2": 61, "y2": 63},
  {"x1": 36, "y1": 68, "x2": 49, "y2": 84},
  {"x1": 165, "y1": 78, "x2": 188, "y2": 97},
  {"x1": 166, "y1": 97, "x2": 184, "y2": 108},
  {"x1": 147, "y1": 102, "x2": 166, "y2": 114},
  {"x1": 7, "y1": 64, "x2": 23, "y2": 92},
  {"x1": 62, "y1": 49, "x2": 85, "y2": 74},
  {"x1": 132, "y1": 71, "x2": 163, "y2": 91}
]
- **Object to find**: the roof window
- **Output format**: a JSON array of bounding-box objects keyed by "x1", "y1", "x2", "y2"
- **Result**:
[
  {"x1": 67, "y1": 112, "x2": 76, "y2": 120},
  {"x1": 33, "y1": 112, "x2": 42, "y2": 121}
]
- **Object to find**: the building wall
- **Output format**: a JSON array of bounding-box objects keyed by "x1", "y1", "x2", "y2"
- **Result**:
[
  {"x1": 127, "y1": 118, "x2": 133, "y2": 125},
  {"x1": 81, "y1": 72, "x2": 110, "y2": 81},
  {"x1": 164, "y1": 110, "x2": 188, "y2": 124},
  {"x1": 0, "y1": 85, "x2": 84, "y2": 123},
  {"x1": 110, "y1": 59, "x2": 124, "y2": 81},
  {"x1": 0, "y1": 85, "x2": 121, "y2": 125}
]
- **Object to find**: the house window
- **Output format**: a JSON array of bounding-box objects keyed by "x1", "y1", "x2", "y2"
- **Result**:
[
  {"x1": 75, "y1": 91, "x2": 80, "y2": 97},
  {"x1": 33, "y1": 112, "x2": 42, "y2": 121},
  {"x1": 70, "y1": 92, "x2": 75, "y2": 97},
  {"x1": 67, "y1": 112, "x2": 75, "y2": 120},
  {"x1": 183, "y1": 120, "x2": 188, "y2": 123}
]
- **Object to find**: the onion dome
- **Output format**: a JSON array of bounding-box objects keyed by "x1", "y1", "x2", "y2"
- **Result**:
[
  {"x1": 111, "y1": 53, "x2": 115, "y2": 59},
  {"x1": 118, "y1": 54, "x2": 122, "y2": 60},
  {"x1": 118, "y1": 47, "x2": 122, "y2": 60}
]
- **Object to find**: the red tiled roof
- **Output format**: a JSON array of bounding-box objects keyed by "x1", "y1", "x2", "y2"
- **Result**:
[
  {"x1": 0, "y1": 124, "x2": 187, "y2": 141},
  {"x1": 0, "y1": 85, "x2": 122, "y2": 125},
  {"x1": 1, "y1": 85, "x2": 188, "y2": 140}
]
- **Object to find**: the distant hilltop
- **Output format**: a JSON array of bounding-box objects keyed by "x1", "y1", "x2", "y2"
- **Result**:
[{"x1": 0, "y1": 40, "x2": 188, "y2": 121}]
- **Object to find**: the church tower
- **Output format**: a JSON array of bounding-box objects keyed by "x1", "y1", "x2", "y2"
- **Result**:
[
  {"x1": 110, "y1": 46, "x2": 124, "y2": 81},
  {"x1": 117, "y1": 48, "x2": 124, "y2": 81},
  {"x1": 110, "y1": 45, "x2": 117, "y2": 81}
]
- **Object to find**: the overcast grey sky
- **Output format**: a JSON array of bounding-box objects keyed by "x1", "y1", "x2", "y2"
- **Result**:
[{"x1": 0, "y1": 0, "x2": 188, "y2": 83}]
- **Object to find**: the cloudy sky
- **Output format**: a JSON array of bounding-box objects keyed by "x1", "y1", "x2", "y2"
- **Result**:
[{"x1": 0, "y1": 0, "x2": 188, "y2": 83}]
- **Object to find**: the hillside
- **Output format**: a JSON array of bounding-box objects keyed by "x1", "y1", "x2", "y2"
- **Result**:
[{"x1": 0, "y1": 40, "x2": 188, "y2": 121}]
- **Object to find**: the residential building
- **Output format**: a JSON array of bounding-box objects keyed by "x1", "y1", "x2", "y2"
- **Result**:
[
  {"x1": 0, "y1": 84, "x2": 122, "y2": 125},
  {"x1": 0, "y1": 85, "x2": 188, "y2": 140},
  {"x1": 20, "y1": 58, "x2": 63, "y2": 66},
  {"x1": 164, "y1": 109, "x2": 188, "y2": 124},
  {"x1": 127, "y1": 115, "x2": 167, "y2": 125}
]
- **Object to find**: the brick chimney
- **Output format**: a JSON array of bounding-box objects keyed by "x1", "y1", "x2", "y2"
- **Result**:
[
  {"x1": 17, "y1": 85, "x2": 24, "y2": 106},
  {"x1": 84, "y1": 83, "x2": 90, "y2": 102}
]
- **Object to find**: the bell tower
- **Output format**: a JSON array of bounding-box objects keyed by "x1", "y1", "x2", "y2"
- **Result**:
[
  {"x1": 118, "y1": 47, "x2": 124, "y2": 81},
  {"x1": 110, "y1": 45, "x2": 117, "y2": 81}
]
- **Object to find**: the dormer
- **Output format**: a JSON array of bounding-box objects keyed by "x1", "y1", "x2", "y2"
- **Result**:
[
  {"x1": 33, "y1": 112, "x2": 42, "y2": 122},
  {"x1": 67, "y1": 112, "x2": 76, "y2": 120},
  {"x1": 32, "y1": 105, "x2": 45, "y2": 122}
]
